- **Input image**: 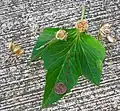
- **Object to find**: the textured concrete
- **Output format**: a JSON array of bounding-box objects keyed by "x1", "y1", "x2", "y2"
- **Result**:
[{"x1": 0, "y1": 0, "x2": 120, "y2": 111}]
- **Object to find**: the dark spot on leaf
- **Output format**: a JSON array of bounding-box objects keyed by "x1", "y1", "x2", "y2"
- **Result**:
[
  {"x1": 54, "y1": 83, "x2": 67, "y2": 94},
  {"x1": 66, "y1": 72, "x2": 69, "y2": 74},
  {"x1": 67, "y1": 66, "x2": 70, "y2": 69},
  {"x1": 66, "y1": 78, "x2": 69, "y2": 82}
]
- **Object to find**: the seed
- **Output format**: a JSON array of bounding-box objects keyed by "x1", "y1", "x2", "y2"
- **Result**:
[
  {"x1": 107, "y1": 35, "x2": 116, "y2": 43},
  {"x1": 99, "y1": 23, "x2": 111, "y2": 37},
  {"x1": 8, "y1": 41, "x2": 24, "y2": 56},
  {"x1": 75, "y1": 19, "x2": 88, "y2": 32},
  {"x1": 56, "y1": 29, "x2": 68, "y2": 40}
]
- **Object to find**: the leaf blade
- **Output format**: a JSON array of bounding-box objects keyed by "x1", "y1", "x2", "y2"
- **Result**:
[
  {"x1": 41, "y1": 29, "x2": 82, "y2": 107},
  {"x1": 31, "y1": 28, "x2": 60, "y2": 62},
  {"x1": 78, "y1": 33, "x2": 105, "y2": 85},
  {"x1": 31, "y1": 28, "x2": 106, "y2": 107}
]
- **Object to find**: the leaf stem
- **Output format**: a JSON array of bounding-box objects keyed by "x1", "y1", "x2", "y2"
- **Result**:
[{"x1": 81, "y1": 5, "x2": 85, "y2": 20}]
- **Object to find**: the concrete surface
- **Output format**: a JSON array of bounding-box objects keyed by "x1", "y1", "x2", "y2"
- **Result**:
[{"x1": 0, "y1": 0, "x2": 120, "y2": 111}]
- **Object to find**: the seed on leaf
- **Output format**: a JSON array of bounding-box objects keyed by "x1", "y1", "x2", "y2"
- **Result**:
[
  {"x1": 56, "y1": 29, "x2": 68, "y2": 40},
  {"x1": 75, "y1": 19, "x2": 88, "y2": 32},
  {"x1": 54, "y1": 83, "x2": 67, "y2": 94}
]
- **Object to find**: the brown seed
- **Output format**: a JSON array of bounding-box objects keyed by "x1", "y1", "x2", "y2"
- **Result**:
[
  {"x1": 56, "y1": 29, "x2": 68, "y2": 40},
  {"x1": 8, "y1": 41, "x2": 24, "y2": 56},
  {"x1": 54, "y1": 83, "x2": 67, "y2": 94},
  {"x1": 75, "y1": 19, "x2": 88, "y2": 32},
  {"x1": 99, "y1": 23, "x2": 111, "y2": 37}
]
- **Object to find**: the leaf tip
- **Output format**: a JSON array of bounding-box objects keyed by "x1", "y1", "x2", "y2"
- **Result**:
[
  {"x1": 41, "y1": 100, "x2": 50, "y2": 109},
  {"x1": 41, "y1": 100, "x2": 46, "y2": 108},
  {"x1": 93, "y1": 80, "x2": 101, "y2": 86},
  {"x1": 41, "y1": 104, "x2": 45, "y2": 108}
]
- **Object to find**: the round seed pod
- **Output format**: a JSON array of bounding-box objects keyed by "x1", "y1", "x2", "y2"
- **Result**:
[
  {"x1": 99, "y1": 23, "x2": 111, "y2": 37},
  {"x1": 54, "y1": 83, "x2": 67, "y2": 94},
  {"x1": 56, "y1": 29, "x2": 68, "y2": 40},
  {"x1": 75, "y1": 19, "x2": 88, "y2": 32}
]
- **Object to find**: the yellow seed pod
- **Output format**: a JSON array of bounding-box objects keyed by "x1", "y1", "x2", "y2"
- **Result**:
[
  {"x1": 8, "y1": 42, "x2": 24, "y2": 56},
  {"x1": 99, "y1": 23, "x2": 111, "y2": 37},
  {"x1": 13, "y1": 45, "x2": 24, "y2": 56},
  {"x1": 98, "y1": 23, "x2": 116, "y2": 42},
  {"x1": 75, "y1": 19, "x2": 88, "y2": 32},
  {"x1": 56, "y1": 29, "x2": 68, "y2": 40},
  {"x1": 107, "y1": 35, "x2": 116, "y2": 43}
]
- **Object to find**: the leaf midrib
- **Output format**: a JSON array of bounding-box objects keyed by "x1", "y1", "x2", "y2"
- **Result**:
[{"x1": 46, "y1": 39, "x2": 76, "y2": 70}]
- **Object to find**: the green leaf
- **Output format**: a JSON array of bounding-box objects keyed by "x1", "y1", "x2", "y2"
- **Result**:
[
  {"x1": 80, "y1": 33, "x2": 105, "y2": 61},
  {"x1": 77, "y1": 32, "x2": 105, "y2": 85},
  {"x1": 31, "y1": 28, "x2": 106, "y2": 107},
  {"x1": 41, "y1": 29, "x2": 82, "y2": 107},
  {"x1": 31, "y1": 28, "x2": 60, "y2": 62}
]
